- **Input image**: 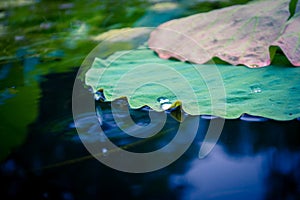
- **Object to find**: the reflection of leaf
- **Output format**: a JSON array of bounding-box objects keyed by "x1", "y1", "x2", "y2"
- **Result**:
[
  {"x1": 0, "y1": 59, "x2": 40, "y2": 161},
  {"x1": 85, "y1": 48, "x2": 300, "y2": 120},
  {"x1": 148, "y1": 0, "x2": 291, "y2": 68},
  {"x1": 0, "y1": 83, "x2": 39, "y2": 161}
]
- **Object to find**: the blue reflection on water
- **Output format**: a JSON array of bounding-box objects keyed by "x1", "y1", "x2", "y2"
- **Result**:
[{"x1": 177, "y1": 146, "x2": 265, "y2": 200}]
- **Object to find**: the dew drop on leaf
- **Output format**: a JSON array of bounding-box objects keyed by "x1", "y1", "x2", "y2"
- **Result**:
[{"x1": 250, "y1": 86, "x2": 262, "y2": 93}]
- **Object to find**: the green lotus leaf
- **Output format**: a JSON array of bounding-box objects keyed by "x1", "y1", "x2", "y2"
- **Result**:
[{"x1": 85, "y1": 47, "x2": 300, "y2": 121}]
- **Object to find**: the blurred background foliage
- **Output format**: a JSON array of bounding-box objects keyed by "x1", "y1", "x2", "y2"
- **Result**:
[{"x1": 0, "y1": 0, "x2": 253, "y2": 160}]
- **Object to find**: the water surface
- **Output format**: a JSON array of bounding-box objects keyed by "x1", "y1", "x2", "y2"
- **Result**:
[{"x1": 0, "y1": 0, "x2": 299, "y2": 199}]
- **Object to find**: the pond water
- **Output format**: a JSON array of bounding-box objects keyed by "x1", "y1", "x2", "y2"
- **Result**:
[{"x1": 1, "y1": 0, "x2": 300, "y2": 199}]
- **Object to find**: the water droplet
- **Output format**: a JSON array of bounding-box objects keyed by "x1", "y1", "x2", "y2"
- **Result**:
[
  {"x1": 161, "y1": 103, "x2": 172, "y2": 110},
  {"x1": 94, "y1": 91, "x2": 105, "y2": 101},
  {"x1": 102, "y1": 148, "x2": 108, "y2": 156},
  {"x1": 253, "y1": 88, "x2": 261, "y2": 93},
  {"x1": 157, "y1": 97, "x2": 170, "y2": 104},
  {"x1": 157, "y1": 97, "x2": 172, "y2": 110},
  {"x1": 250, "y1": 85, "x2": 262, "y2": 93}
]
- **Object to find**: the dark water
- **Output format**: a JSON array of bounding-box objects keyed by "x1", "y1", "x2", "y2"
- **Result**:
[
  {"x1": 1, "y1": 0, "x2": 300, "y2": 200},
  {"x1": 1, "y1": 68, "x2": 300, "y2": 199}
]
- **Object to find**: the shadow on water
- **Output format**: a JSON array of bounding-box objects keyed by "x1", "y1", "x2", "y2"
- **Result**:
[{"x1": 0, "y1": 69, "x2": 299, "y2": 200}]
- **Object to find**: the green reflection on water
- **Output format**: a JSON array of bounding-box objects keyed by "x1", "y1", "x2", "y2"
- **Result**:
[
  {"x1": 0, "y1": 0, "x2": 151, "y2": 161},
  {"x1": 0, "y1": 0, "x2": 255, "y2": 161},
  {"x1": 0, "y1": 60, "x2": 40, "y2": 160}
]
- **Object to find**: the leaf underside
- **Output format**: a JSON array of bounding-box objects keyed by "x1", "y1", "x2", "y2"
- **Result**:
[
  {"x1": 273, "y1": 13, "x2": 300, "y2": 66},
  {"x1": 148, "y1": 0, "x2": 300, "y2": 68}
]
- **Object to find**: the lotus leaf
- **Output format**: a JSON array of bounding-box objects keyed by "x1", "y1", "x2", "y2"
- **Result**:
[
  {"x1": 148, "y1": 0, "x2": 298, "y2": 68},
  {"x1": 85, "y1": 47, "x2": 300, "y2": 120}
]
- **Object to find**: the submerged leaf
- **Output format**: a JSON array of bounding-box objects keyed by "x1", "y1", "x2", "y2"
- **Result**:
[
  {"x1": 148, "y1": 0, "x2": 290, "y2": 68},
  {"x1": 85, "y1": 48, "x2": 300, "y2": 120}
]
